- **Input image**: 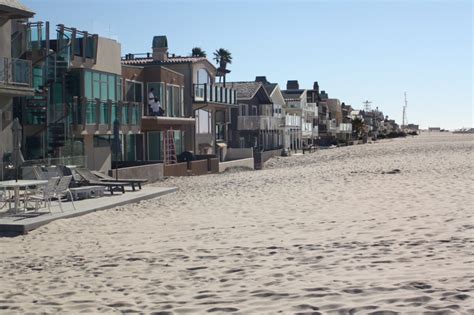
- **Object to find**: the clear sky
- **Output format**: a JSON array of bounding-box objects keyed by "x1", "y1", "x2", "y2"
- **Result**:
[{"x1": 24, "y1": 0, "x2": 473, "y2": 129}]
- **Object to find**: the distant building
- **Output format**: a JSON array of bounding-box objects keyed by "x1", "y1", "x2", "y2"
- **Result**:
[{"x1": 428, "y1": 127, "x2": 441, "y2": 132}]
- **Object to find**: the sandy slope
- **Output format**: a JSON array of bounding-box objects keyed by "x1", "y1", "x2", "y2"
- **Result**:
[{"x1": 0, "y1": 133, "x2": 473, "y2": 314}]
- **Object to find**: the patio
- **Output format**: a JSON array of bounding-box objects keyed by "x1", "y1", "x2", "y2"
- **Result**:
[{"x1": 0, "y1": 185, "x2": 177, "y2": 235}]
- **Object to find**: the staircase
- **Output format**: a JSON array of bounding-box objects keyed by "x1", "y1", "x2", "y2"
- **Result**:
[{"x1": 26, "y1": 23, "x2": 72, "y2": 151}]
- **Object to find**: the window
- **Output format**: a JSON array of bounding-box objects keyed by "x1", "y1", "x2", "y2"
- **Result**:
[
  {"x1": 84, "y1": 70, "x2": 120, "y2": 101},
  {"x1": 196, "y1": 109, "x2": 212, "y2": 134},
  {"x1": 125, "y1": 80, "x2": 143, "y2": 102},
  {"x1": 196, "y1": 68, "x2": 210, "y2": 84},
  {"x1": 148, "y1": 131, "x2": 162, "y2": 160},
  {"x1": 146, "y1": 82, "x2": 164, "y2": 115}
]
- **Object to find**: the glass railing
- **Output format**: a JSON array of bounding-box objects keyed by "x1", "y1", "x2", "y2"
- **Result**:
[
  {"x1": 80, "y1": 98, "x2": 141, "y2": 127},
  {"x1": 237, "y1": 116, "x2": 281, "y2": 130},
  {"x1": 0, "y1": 57, "x2": 32, "y2": 87},
  {"x1": 100, "y1": 101, "x2": 109, "y2": 124},
  {"x1": 86, "y1": 100, "x2": 96, "y2": 124}
]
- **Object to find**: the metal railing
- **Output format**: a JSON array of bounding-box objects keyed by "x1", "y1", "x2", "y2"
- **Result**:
[
  {"x1": 193, "y1": 83, "x2": 237, "y2": 105},
  {"x1": 0, "y1": 57, "x2": 32, "y2": 87},
  {"x1": 237, "y1": 116, "x2": 282, "y2": 130}
]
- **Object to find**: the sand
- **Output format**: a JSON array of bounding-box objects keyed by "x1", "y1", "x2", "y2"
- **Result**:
[{"x1": 0, "y1": 133, "x2": 473, "y2": 314}]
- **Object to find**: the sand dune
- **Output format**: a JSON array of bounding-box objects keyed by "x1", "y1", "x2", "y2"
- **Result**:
[{"x1": 0, "y1": 133, "x2": 473, "y2": 314}]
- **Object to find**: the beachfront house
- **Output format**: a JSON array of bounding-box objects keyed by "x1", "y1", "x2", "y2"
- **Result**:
[
  {"x1": 0, "y1": 0, "x2": 35, "y2": 171},
  {"x1": 122, "y1": 58, "x2": 193, "y2": 162},
  {"x1": 12, "y1": 21, "x2": 141, "y2": 171},
  {"x1": 256, "y1": 76, "x2": 300, "y2": 151},
  {"x1": 282, "y1": 80, "x2": 318, "y2": 148},
  {"x1": 222, "y1": 80, "x2": 283, "y2": 151},
  {"x1": 122, "y1": 36, "x2": 237, "y2": 158}
]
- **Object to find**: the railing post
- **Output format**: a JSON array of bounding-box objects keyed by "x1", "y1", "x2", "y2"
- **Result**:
[
  {"x1": 81, "y1": 97, "x2": 87, "y2": 130},
  {"x1": 204, "y1": 83, "x2": 207, "y2": 102},
  {"x1": 108, "y1": 99, "x2": 112, "y2": 130},
  {"x1": 95, "y1": 98, "x2": 100, "y2": 128}
]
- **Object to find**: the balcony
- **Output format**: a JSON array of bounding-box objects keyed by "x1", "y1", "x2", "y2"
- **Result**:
[
  {"x1": 0, "y1": 57, "x2": 34, "y2": 96},
  {"x1": 284, "y1": 115, "x2": 301, "y2": 127},
  {"x1": 237, "y1": 116, "x2": 282, "y2": 131},
  {"x1": 193, "y1": 84, "x2": 237, "y2": 106},
  {"x1": 73, "y1": 97, "x2": 141, "y2": 134},
  {"x1": 338, "y1": 123, "x2": 352, "y2": 133}
]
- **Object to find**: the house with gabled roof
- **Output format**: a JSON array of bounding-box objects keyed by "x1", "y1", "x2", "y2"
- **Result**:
[
  {"x1": 219, "y1": 80, "x2": 283, "y2": 151},
  {"x1": 282, "y1": 80, "x2": 318, "y2": 148},
  {"x1": 256, "y1": 76, "x2": 301, "y2": 151}
]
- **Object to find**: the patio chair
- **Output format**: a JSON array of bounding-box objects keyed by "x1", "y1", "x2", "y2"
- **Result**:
[
  {"x1": 30, "y1": 177, "x2": 59, "y2": 214},
  {"x1": 55, "y1": 176, "x2": 76, "y2": 211},
  {"x1": 91, "y1": 171, "x2": 148, "y2": 191},
  {"x1": 0, "y1": 187, "x2": 11, "y2": 210},
  {"x1": 75, "y1": 168, "x2": 128, "y2": 195}
]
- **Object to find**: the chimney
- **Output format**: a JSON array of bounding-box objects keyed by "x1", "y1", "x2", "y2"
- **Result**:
[
  {"x1": 313, "y1": 81, "x2": 319, "y2": 93},
  {"x1": 152, "y1": 35, "x2": 168, "y2": 61},
  {"x1": 287, "y1": 80, "x2": 299, "y2": 90},
  {"x1": 255, "y1": 76, "x2": 268, "y2": 84}
]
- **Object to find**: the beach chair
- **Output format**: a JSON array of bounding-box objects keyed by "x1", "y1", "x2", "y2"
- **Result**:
[
  {"x1": 30, "y1": 177, "x2": 60, "y2": 214},
  {"x1": 91, "y1": 171, "x2": 147, "y2": 191},
  {"x1": 55, "y1": 176, "x2": 76, "y2": 211},
  {"x1": 75, "y1": 168, "x2": 127, "y2": 195}
]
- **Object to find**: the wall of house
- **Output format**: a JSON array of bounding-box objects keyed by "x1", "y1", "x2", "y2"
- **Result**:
[
  {"x1": 0, "y1": 19, "x2": 11, "y2": 57},
  {"x1": 91, "y1": 37, "x2": 122, "y2": 75},
  {"x1": 83, "y1": 135, "x2": 111, "y2": 171}
]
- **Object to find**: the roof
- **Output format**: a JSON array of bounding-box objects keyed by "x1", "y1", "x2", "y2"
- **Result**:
[
  {"x1": 217, "y1": 81, "x2": 263, "y2": 100},
  {"x1": 263, "y1": 83, "x2": 278, "y2": 96},
  {"x1": 282, "y1": 89, "x2": 305, "y2": 101},
  {"x1": 122, "y1": 56, "x2": 208, "y2": 65},
  {"x1": 0, "y1": 0, "x2": 34, "y2": 18}
]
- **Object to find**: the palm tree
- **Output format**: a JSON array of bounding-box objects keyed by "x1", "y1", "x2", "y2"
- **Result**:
[
  {"x1": 352, "y1": 117, "x2": 366, "y2": 140},
  {"x1": 213, "y1": 48, "x2": 232, "y2": 85},
  {"x1": 191, "y1": 47, "x2": 206, "y2": 57}
]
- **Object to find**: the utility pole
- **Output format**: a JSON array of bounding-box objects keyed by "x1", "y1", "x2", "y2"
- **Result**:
[
  {"x1": 363, "y1": 100, "x2": 372, "y2": 112},
  {"x1": 402, "y1": 92, "x2": 408, "y2": 128}
]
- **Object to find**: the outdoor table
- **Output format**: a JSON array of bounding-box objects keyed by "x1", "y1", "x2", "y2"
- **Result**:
[{"x1": 0, "y1": 180, "x2": 48, "y2": 213}]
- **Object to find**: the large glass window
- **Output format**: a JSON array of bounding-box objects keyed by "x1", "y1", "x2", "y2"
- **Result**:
[
  {"x1": 84, "y1": 70, "x2": 121, "y2": 101},
  {"x1": 125, "y1": 80, "x2": 143, "y2": 102},
  {"x1": 84, "y1": 71, "x2": 92, "y2": 99},
  {"x1": 147, "y1": 131, "x2": 162, "y2": 160},
  {"x1": 196, "y1": 109, "x2": 211, "y2": 134}
]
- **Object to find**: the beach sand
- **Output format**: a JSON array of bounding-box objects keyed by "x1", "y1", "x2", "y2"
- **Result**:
[{"x1": 0, "y1": 133, "x2": 473, "y2": 314}]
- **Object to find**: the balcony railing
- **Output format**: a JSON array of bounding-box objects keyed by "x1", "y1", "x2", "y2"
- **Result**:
[
  {"x1": 74, "y1": 97, "x2": 141, "y2": 128},
  {"x1": 193, "y1": 83, "x2": 237, "y2": 105},
  {"x1": 0, "y1": 57, "x2": 32, "y2": 88},
  {"x1": 284, "y1": 115, "x2": 301, "y2": 127},
  {"x1": 338, "y1": 123, "x2": 352, "y2": 133},
  {"x1": 237, "y1": 116, "x2": 282, "y2": 130}
]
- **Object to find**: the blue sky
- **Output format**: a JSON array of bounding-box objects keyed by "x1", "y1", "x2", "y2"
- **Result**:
[{"x1": 25, "y1": 0, "x2": 472, "y2": 129}]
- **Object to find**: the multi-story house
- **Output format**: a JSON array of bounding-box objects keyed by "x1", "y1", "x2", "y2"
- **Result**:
[
  {"x1": 222, "y1": 80, "x2": 283, "y2": 151},
  {"x1": 122, "y1": 59, "x2": 192, "y2": 161},
  {"x1": 282, "y1": 80, "x2": 317, "y2": 148},
  {"x1": 122, "y1": 36, "x2": 237, "y2": 157},
  {"x1": 7, "y1": 19, "x2": 142, "y2": 171},
  {"x1": 255, "y1": 76, "x2": 300, "y2": 151},
  {"x1": 0, "y1": 0, "x2": 34, "y2": 166}
]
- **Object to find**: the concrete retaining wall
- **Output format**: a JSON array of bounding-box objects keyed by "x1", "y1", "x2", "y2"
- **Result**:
[
  {"x1": 190, "y1": 160, "x2": 209, "y2": 175},
  {"x1": 164, "y1": 162, "x2": 188, "y2": 177},
  {"x1": 110, "y1": 163, "x2": 164, "y2": 183},
  {"x1": 219, "y1": 158, "x2": 254, "y2": 173},
  {"x1": 254, "y1": 149, "x2": 282, "y2": 170},
  {"x1": 226, "y1": 148, "x2": 253, "y2": 160}
]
